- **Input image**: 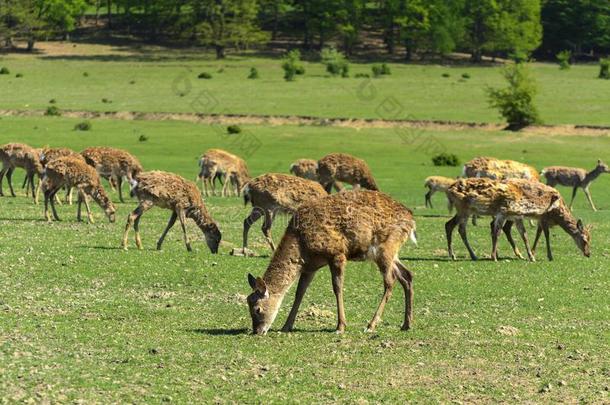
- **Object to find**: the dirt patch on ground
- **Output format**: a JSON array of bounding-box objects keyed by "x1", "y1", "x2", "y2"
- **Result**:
[{"x1": 1, "y1": 108, "x2": 609, "y2": 137}]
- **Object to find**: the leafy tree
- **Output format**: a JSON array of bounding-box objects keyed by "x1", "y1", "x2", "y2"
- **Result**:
[
  {"x1": 489, "y1": 0, "x2": 542, "y2": 61},
  {"x1": 487, "y1": 63, "x2": 540, "y2": 130},
  {"x1": 40, "y1": 0, "x2": 87, "y2": 40}
]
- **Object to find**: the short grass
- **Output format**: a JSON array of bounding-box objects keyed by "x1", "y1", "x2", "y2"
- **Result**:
[
  {"x1": 1, "y1": 116, "x2": 609, "y2": 403},
  {"x1": 1, "y1": 51, "x2": 610, "y2": 125}
]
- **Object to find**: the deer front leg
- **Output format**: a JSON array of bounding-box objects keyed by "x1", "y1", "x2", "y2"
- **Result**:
[
  {"x1": 177, "y1": 209, "x2": 192, "y2": 252},
  {"x1": 281, "y1": 271, "x2": 315, "y2": 333},
  {"x1": 583, "y1": 186, "x2": 597, "y2": 211},
  {"x1": 242, "y1": 208, "x2": 263, "y2": 250},
  {"x1": 366, "y1": 257, "x2": 396, "y2": 333},
  {"x1": 28, "y1": 173, "x2": 36, "y2": 199},
  {"x1": 43, "y1": 188, "x2": 52, "y2": 221},
  {"x1": 117, "y1": 176, "x2": 125, "y2": 203},
  {"x1": 329, "y1": 255, "x2": 348, "y2": 333},
  {"x1": 156, "y1": 211, "x2": 178, "y2": 250},
  {"x1": 6, "y1": 168, "x2": 16, "y2": 197},
  {"x1": 393, "y1": 260, "x2": 414, "y2": 331},
  {"x1": 501, "y1": 221, "x2": 524, "y2": 260},
  {"x1": 0, "y1": 167, "x2": 6, "y2": 196},
  {"x1": 514, "y1": 219, "x2": 535, "y2": 262},
  {"x1": 490, "y1": 216, "x2": 506, "y2": 261},
  {"x1": 49, "y1": 188, "x2": 61, "y2": 221},
  {"x1": 262, "y1": 209, "x2": 276, "y2": 251},
  {"x1": 458, "y1": 217, "x2": 477, "y2": 261},
  {"x1": 425, "y1": 189, "x2": 433, "y2": 208},
  {"x1": 568, "y1": 186, "x2": 578, "y2": 210},
  {"x1": 81, "y1": 192, "x2": 94, "y2": 223},
  {"x1": 542, "y1": 224, "x2": 553, "y2": 261},
  {"x1": 445, "y1": 215, "x2": 460, "y2": 260}
]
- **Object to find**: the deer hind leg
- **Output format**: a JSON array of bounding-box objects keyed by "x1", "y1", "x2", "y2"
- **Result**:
[
  {"x1": 0, "y1": 167, "x2": 6, "y2": 196},
  {"x1": 501, "y1": 221, "x2": 524, "y2": 260},
  {"x1": 43, "y1": 186, "x2": 54, "y2": 221},
  {"x1": 49, "y1": 188, "x2": 61, "y2": 221},
  {"x1": 261, "y1": 209, "x2": 277, "y2": 251},
  {"x1": 281, "y1": 270, "x2": 316, "y2": 333},
  {"x1": 583, "y1": 186, "x2": 597, "y2": 211},
  {"x1": 156, "y1": 211, "x2": 177, "y2": 251},
  {"x1": 242, "y1": 207, "x2": 263, "y2": 250},
  {"x1": 425, "y1": 189, "x2": 433, "y2": 208},
  {"x1": 79, "y1": 190, "x2": 95, "y2": 223},
  {"x1": 490, "y1": 216, "x2": 507, "y2": 261},
  {"x1": 393, "y1": 260, "x2": 414, "y2": 331},
  {"x1": 514, "y1": 219, "x2": 535, "y2": 262},
  {"x1": 366, "y1": 255, "x2": 397, "y2": 333},
  {"x1": 122, "y1": 201, "x2": 151, "y2": 249},
  {"x1": 329, "y1": 255, "x2": 348, "y2": 333},
  {"x1": 458, "y1": 216, "x2": 478, "y2": 261},
  {"x1": 445, "y1": 214, "x2": 460, "y2": 260},
  {"x1": 28, "y1": 172, "x2": 36, "y2": 199},
  {"x1": 542, "y1": 224, "x2": 553, "y2": 261},
  {"x1": 65, "y1": 186, "x2": 73, "y2": 205},
  {"x1": 117, "y1": 176, "x2": 125, "y2": 203}
]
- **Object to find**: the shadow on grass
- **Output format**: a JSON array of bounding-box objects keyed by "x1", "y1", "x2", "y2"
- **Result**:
[
  {"x1": 76, "y1": 245, "x2": 153, "y2": 251},
  {"x1": 0, "y1": 217, "x2": 48, "y2": 222},
  {"x1": 189, "y1": 328, "x2": 249, "y2": 336}
]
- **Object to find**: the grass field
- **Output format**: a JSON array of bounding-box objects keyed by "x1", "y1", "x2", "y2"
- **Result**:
[
  {"x1": 1, "y1": 112, "x2": 609, "y2": 402},
  {"x1": 1, "y1": 48, "x2": 610, "y2": 126}
]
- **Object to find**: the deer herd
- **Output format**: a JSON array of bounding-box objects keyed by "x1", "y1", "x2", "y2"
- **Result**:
[{"x1": 1, "y1": 141, "x2": 606, "y2": 334}]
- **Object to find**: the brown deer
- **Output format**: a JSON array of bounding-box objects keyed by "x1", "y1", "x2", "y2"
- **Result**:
[
  {"x1": 317, "y1": 153, "x2": 378, "y2": 193},
  {"x1": 246, "y1": 190, "x2": 416, "y2": 335},
  {"x1": 462, "y1": 156, "x2": 539, "y2": 181},
  {"x1": 0, "y1": 143, "x2": 44, "y2": 199},
  {"x1": 541, "y1": 160, "x2": 609, "y2": 211},
  {"x1": 424, "y1": 176, "x2": 456, "y2": 211},
  {"x1": 445, "y1": 178, "x2": 591, "y2": 261},
  {"x1": 36, "y1": 147, "x2": 86, "y2": 204},
  {"x1": 198, "y1": 149, "x2": 249, "y2": 196},
  {"x1": 235, "y1": 173, "x2": 327, "y2": 256},
  {"x1": 289, "y1": 159, "x2": 318, "y2": 181},
  {"x1": 81, "y1": 147, "x2": 143, "y2": 203},
  {"x1": 122, "y1": 171, "x2": 221, "y2": 253},
  {"x1": 41, "y1": 157, "x2": 116, "y2": 223}
]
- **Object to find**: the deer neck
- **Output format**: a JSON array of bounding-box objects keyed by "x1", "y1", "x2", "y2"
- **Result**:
[
  {"x1": 585, "y1": 166, "x2": 605, "y2": 183},
  {"x1": 189, "y1": 205, "x2": 212, "y2": 231},
  {"x1": 263, "y1": 231, "x2": 304, "y2": 300},
  {"x1": 552, "y1": 207, "x2": 580, "y2": 239}
]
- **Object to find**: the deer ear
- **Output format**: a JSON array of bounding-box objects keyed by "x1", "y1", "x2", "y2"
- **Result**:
[
  {"x1": 255, "y1": 277, "x2": 268, "y2": 297},
  {"x1": 577, "y1": 219, "x2": 584, "y2": 232},
  {"x1": 248, "y1": 273, "x2": 257, "y2": 290}
]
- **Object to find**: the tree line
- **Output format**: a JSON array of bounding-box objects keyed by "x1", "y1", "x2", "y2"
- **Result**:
[{"x1": 1, "y1": 0, "x2": 609, "y2": 61}]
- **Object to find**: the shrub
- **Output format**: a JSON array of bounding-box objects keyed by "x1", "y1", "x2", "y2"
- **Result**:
[
  {"x1": 442, "y1": 73, "x2": 450, "y2": 78},
  {"x1": 556, "y1": 50, "x2": 571, "y2": 70},
  {"x1": 380, "y1": 63, "x2": 391, "y2": 75},
  {"x1": 599, "y1": 58, "x2": 610, "y2": 80},
  {"x1": 372, "y1": 63, "x2": 391, "y2": 78},
  {"x1": 321, "y1": 47, "x2": 349, "y2": 77},
  {"x1": 0, "y1": 67, "x2": 10, "y2": 75},
  {"x1": 462, "y1": 73, "x2": 471, "y2": 79},
  {"x1": 372, "y1": 65, "x2": 382, "y2": 78},
  {"x1": 83, "y1": 72, "x2": 89, "y2": 77},
  {"x1": 74, "y1": 121, "x2": 92, "y2": 131},
  {"x1": 138, "y1": 134, "x2": 149, "y2": 142},
  {"x1": 15, "y1": 73, "x2": 23, "y2": 78},
  {"x1": 355, "y1": 73, "x2": 370, "y2": 78},
  {"x1": 102, "y1": 98, "x2": 112, "y2": 103},
  {"x1": 129, "y1": 80, "x2": 136, "y2": 85},
  {"x1": 49, "y1": 99, "x2": 57, "y2": 104},
  {"x1": 282, "y1": 50, "x2": 305, "y2": 81},
  {"x1": 227, "y1": 125, "x2": 242, "y2": 134},
  {"x1": 198, "y1": 72, "x2": 212, "y2": 79},
  {"x1": 45, "y1": 106, "x2": 61, "y2": 116},
  {"x1": 487, "y1": 63, "x2": 540, "y2": 131},
  {"x1": 432, "y1": 153, "x2": 460, "y2": 167},
  {"x1": 217, "y1": 67, "x2": 225, "y2": 73},
  {"x1": 248, "y1": 67, "x2": 259, "y2": 79}
]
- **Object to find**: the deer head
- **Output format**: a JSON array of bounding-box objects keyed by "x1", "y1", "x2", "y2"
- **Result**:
[
  {"x1": 91, "y1": 189, "x2": 116, "y2": 223},
  {"x1": 596, "y1": 159, "x2": 610, "y2": 173},
  {"x1": 188, "y1": 206, "x2": 221, "y2": 253},
  {"x1": 247, "y1": 273, "x2": 279, "y2": 335},
  {"x1": 573, "y1": 219, "x2": 591, "y2": 257}
]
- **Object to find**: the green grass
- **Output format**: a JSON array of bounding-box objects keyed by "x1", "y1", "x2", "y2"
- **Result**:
[
  {"x1": 1, "y1": 115, "x2": 609, "y2": 402},
  {"x1": 1, "y1": 53, "x2": 609, "y2": 125}
]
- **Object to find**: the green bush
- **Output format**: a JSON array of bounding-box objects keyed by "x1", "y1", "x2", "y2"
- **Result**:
[
  {"x1": 83, "y1": 72, "x2": 89, "y2": 77},
  {"x1": 138, "y1": 134, "x2": 149, "y2": 142},
  {"x1": 432, "y1": 153, "x2": 460, "y2": 167},
  {"x1": 487, "y1": 63, "x2": 540, "y2": 131},
  {"x1": 442, "y1": 73, "x2": 451, "y2": 78},
  {"x1": 198, "y1": 72, "x2": 213, "y2": 79},
  {"x1": 462, "y1": 73, "x2": 471, "y2": 79},
  {"x1": 321, "y1": 47, "x2": 349, "y2": 77},
  {"x1": 599, "y1": 59, "x2": 610, "y2": 79},
  {"x1": 15, "y1": 73, "x2": 23, "y2": 78},
  {"x1": 557, "y1": 50, "x2": 571, "y2": 70},
  {"x1": 102, "y1": 98, "x2": 112, "y2": 104},
  {"x1": 49, "y1": 99, "x2": 57, "y2": 104},
  {"x1": 372, "y1": 65, "x2": 382, "y2": 78},
  {"x1": 248, "y1": 67, "x2": 259, "y2": 79},
  {"x1": 282, "y1": 50, "x2": 305, "y2": 81},
  {"x1": 355, "y1": 73, "x2": 370, "y2": 78},
  {"x1": 372, "y1": 63, "x2": 391, "y2": 78},
  {"x1": 0, "y1": 67, "x2": 10, "y2": 75},
  {"x1": 227, "y1": 125, "x2": 242, "y2": 134},
  {"x1": 45, "y1": 106, "x2": 61, "y2": 117},
  {"x1": 74, "y1": 121, "x2": 92, "y2": 131}
]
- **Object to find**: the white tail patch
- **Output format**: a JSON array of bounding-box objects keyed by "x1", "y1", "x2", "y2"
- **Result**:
[
  {"x1": 129, "y1": 178, "x2": 138, "y2": 192},
  {"x1": 289, "y1": 163, "x2": 296, "y2": 173},
  {"x1": 409, "y1": 229, "x2": 418, "y2": 246}
]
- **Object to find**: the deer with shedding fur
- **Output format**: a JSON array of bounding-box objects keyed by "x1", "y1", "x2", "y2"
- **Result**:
[
  {"x1": 123, "y1": 171, "x2": 221, "y2": 253},
  {"x1": 445, "y1": 178, "x2": 591, "y2": 261},
  {"x1": 198, "y1": 149, "x2": 250, "y2": 197},
  {"x1": 41, "y1": 157, "x2": 116, "y2": 223},
  {"x1": 317, "y1": 153, "x2": 378, "y2": 193},
  {"x1": 247, "y1": 190, "x2": 416, "y2": 335},
  {"x1": 541, "y1": 160, "x2": 609, "y2": 211},
  {"x1": 0, "y1": 143, "x2": 44, "y2": 200},
  {"x1": 424, "y1": 176, "x2": 456, "y2": 211},
  {"x1": 237, "y1": 173, "x2": 327, "y2": 255}
]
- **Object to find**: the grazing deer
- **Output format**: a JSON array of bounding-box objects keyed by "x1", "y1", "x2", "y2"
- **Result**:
[
  {"x1": 41, "y1": 157, "x2": 116, "y2": 223},
  {"x1": 0, "y1": 143, "x2": 44, "y2": 199},
  {"x1": 123, "y1": 171, "x2": 221, "y2": 253},
  {"x1": 246, "y1": 190, "x2": 416, "y2": 335},
  {"x1": 541, "y1": 160, "x2": 609, "y2": 211},
  {"x1": 198, "y1": 149, "x2": 249, "y2": 197},
  {"x1": 236, "y1": 173, "x2": 327, "y2": 255},
  {"x1": 317, "y1": 153, "x2": 378, "y2": 193},
  {"x1": 36, "y1": 147, "x2": 85, "y2": 204},
  {"x1": 445, "y1": 178, "x2": 591, "y2": 261},
  {"x1": 81, "y1": 147, "x2": 143, "y2": 203},
  {"x1": 424, "y1": 176, "x2": 456, "y2": 211},
  {"x1": 289, "y1": 159, "x2": 318, "y2": 181}
]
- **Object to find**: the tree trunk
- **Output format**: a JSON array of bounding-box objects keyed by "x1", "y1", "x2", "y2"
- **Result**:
[
  {"x1": 107, "y1": 0, "x2": 112, "y2": 29},
  {"x1": 215, "y1": 45, "x2": 225, "y2": 59},
  {"x1": 271, "y1": 3, "x2": 279, "y2": 40},
  {"x1": 27, "y1": 38, "x2": 35, "y2": 52},
  {"x1": 471, "y1": 48, "x2": 482, "y2": 62}
]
